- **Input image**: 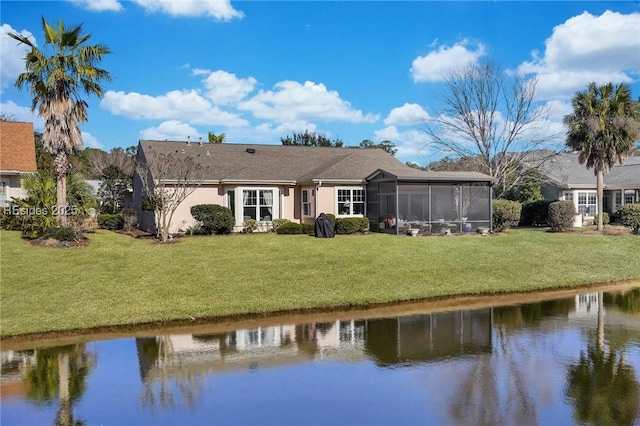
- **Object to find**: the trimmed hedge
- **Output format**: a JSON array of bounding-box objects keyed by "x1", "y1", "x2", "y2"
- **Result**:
[
  {"x1": 301, "y1": 223, "x2": 315, "y2": 235},
  {"x1": 191, "y1": 204, "x2": 235, "y2": 234},
  {"x1": 276, "y1": 222, "x2": 303, "y2": 234},
  {"x1": 271, "y1": 218, "x2": 290, "y2": 233},
  {"x1": 520, "y1": 200, "x2": 552, "y2": 226},
  {"x1": 616, "y1": 204, "x2": 640, "y2": 234},
  {"x1": 492, "y1": 199, "x2": 522, "y2": 232},
  {"x1": 335, "y1": 217, "x2": 370, "y2": 234},
  {"x1": 98, "y1": 213, "x2": 124, "y2": 230},
  {"x1": 548, "y1": 200, "x2": 575, "y2": 232}
]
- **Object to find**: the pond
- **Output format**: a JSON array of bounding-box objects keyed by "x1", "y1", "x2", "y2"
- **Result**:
[{"x1": 2, "y1": 284, "x2": 639, "y2": 425}]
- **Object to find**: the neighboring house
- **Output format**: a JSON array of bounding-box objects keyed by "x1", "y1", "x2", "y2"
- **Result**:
[
  {"x1": 0, "y1": 121, "x2": 37, "y2": 207},
  {"x1": 134, "y1": 140, "x2": 494, "y2": 234},
  {"x1": 522, "y1": 151, "x2": 640, "y2": 219}
]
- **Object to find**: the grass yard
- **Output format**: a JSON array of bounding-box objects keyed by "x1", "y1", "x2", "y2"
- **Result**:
[{"x1": 1, "y1": 228, "x2": 639, "y2": 337}]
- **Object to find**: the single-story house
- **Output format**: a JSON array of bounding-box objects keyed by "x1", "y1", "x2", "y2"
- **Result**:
[
  {"x1": 522, "y1": 151, "x2": 640, "y2": 219},
  {"x1": 0, "y1": 121, "x2": 37, "y2": 207},
  {"x1": 134, "y1": 140, "x2": 495, "y2": 234}
]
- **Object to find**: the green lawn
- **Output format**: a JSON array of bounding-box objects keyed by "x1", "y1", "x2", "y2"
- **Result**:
[{"x1": 1, "y1": 228, "x2": 639, "y2": 337}]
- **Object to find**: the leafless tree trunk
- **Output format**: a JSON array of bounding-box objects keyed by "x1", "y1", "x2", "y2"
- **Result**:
[
  {"x1": 422, "y1": 62, "x2": 559, "y2": 197},
  {"x1": 136, "y1": 152, "x2": 206, "y2": 242}
]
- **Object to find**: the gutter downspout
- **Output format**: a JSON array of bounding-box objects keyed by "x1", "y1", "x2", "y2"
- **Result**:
[{"x1": 315, "y1": 180, "x2": 322, "y2": 219}]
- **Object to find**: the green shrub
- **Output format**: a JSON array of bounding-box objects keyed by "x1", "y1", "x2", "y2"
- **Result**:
[
  {"x1": 492, "y1": 199, "x2": 522, "y2": 232},
  {"x1": 190, "y1": 204, "x2": 235, "y2": 234},
  {"x1": 548, "y1": 200, "x2": 576, "y2": 232},
  {"x1": 301, "y1": 223, "x2": 315, "y2": 235},
  {"x1": 335, "y1": 217, "x2": 370, "y2": 234},
  {"x1": 0, "y1": 207, "x2": 23, "y2": 231},
  {"x1": 616, "y1": 204, "x2": 640, "y2": 234},
  {"x1": 593, "y1": 212, "x2": 610, "y2": 226},
  {"x1": 520, "y1": 200, "x2": 551, "y2": 226},
  {"x1": 98, "y1": 213, "x2": 124, "y2": 230},
  {"x1": 271, "y1": 218, "x2": 290, "y2": 233},
  {"x1": 243, "y1": 219, "x2": 258, "y2": 233},
  {"x1": 276, "y1": 222, "x2": 303, "y2": 234},
  {"x1": 122, "y1": 209, "x2": 138, "y2": 231},
  {"x1": 42, "y1": 226, "x2": 77, "y2": 242}
]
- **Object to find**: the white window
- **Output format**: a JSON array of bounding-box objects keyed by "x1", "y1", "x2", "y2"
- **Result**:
[
  {"x1": 242, "y1": 189, "x2": 274, "y2": 221},
  {"x1": 337, "y1": 188, "x2": 364, "y2": 216},
  {"x1": 563, "y1": 191, "x2": 573, "y2": 203},
  {"x1": 0, "y1": 181, "x2": 7, "y2": 207},
  {"x1": 302, "y1": 188, "x2": 314, "y2": 217},
  {"x1": 577, "y1": 191, "x2": 597, "y2": 217},
  {"x1": 226, "y1": 189, "x2": 236, "y2": 220},
  {"x1": 625, "y1": 193, "x2": 635, "y2": 204}
]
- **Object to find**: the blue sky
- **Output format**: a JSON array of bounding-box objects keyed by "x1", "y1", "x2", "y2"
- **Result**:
[{"x1": 2, "y1": 1, "x2": 639, "y2": 164}]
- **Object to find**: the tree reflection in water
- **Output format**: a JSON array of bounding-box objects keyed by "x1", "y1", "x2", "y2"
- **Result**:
[
  {"x1": 24, "y1": 344, "x2": 94, "y2": 426},
  {"x1": 565, "y1": 290, "x2": 640, "y2": 426}
]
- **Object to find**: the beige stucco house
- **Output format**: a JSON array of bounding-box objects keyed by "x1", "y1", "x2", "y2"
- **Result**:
[
  {"x1": 0, "y1": 121, "x2": 37, "y2": 207},
  {"x1": 522, "y1": 151, "x2": 640, "y2": 219},
  {"x1": 134, "y1": 140, "x2": 494, "y2": 234}
]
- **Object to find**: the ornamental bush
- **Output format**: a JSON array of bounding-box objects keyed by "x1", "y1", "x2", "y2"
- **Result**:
[
  {"x1": 271, "y1": 218, "x2": 290, "y2": 233},
  {"x1": 243, "y1": 219, "x2": 258, "y2": 233},
  {"x1": 191, "y1": 204, "x2": 235, "y2": 234},
  {"x1": 335, "y1": 217, "x2": 370, "y2": 234},
  {"x1": 492, "y1": 199, "x2": 522, "y2": 232},
  {"x1": 520, "y1": 200, "x2": 552, "y2": 226},
  {"x1": 548, "y1": 200, "x2": 576, "y2": 232},
  {"x1": 276, "y1": 222, "x2": 303, "y2": 234},
  {"x1": 616, "y1": 204, "x2": 640, "y2": 234},
  {"x1": 97, "y1": 213, "x2": 124, "y2": 230},
  {"x1": 593, "y1": 212, "x2": 610, "y2": 226}
]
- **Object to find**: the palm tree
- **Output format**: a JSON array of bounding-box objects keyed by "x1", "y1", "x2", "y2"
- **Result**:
[
  {"x1": 9, "y1": 18, "x2": 111, "y2": 225},
  {"x1": 564, "y1": 83, "x2": 640, "y2": 231}
]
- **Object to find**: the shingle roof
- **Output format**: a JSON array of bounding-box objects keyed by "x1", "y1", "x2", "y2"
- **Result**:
[
  {"x1": 367, "y1": 167, "x2": 495, "y2": 182},
  {"x1": 522, "y1": 151, "x2": 640, "y2": 189},
  {"x1": 138, "y1": 140, "x2": 434, "y2": 183},
  {"x1": 0, "y1": 121, "x2": 36, "y2": 173}
]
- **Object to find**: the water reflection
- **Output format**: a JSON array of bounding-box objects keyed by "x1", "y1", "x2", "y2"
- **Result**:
[{"x1": 2, "y1": 286, "x2": 639, "y2": 425}]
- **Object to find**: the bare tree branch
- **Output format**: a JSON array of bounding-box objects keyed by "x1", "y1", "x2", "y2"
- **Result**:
[
  {"x1": 136, "y1": 152, "x2": 206, "y2": 242},
  {"x1": 423, "y1": 62, "x2": 561, "y2": 197}
]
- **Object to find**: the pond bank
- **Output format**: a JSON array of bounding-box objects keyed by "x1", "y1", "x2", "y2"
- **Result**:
[{"x1": 3, "y1": 279, "x2": 638, "y2": 350}]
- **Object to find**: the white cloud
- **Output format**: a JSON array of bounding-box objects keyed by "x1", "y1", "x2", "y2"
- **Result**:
[
  {"x1": 100, "y1": 89, "x2": 249, "y2": 126},
  {"x1": 66, "y1": 0, "x2": 123, "y2": 12},
  {"x1": 411, "y1": 40, "x2": 486, "y2": 83},
  {"x1": 1, "y1": 24, "x2": 34, "y2": 93},
  {"x1": 254, "y1": 120, "x2": 319, "y2": 138},
  {"x1": 132, "y1": 0, "x2": 243, "y2": 21},
  {"x1": 518, "y1": 10, "x2": 640, "y2": 100},
  {"x1": 0, "y1": 101, "x2": 41, "y2": 125},
  {"x1": 82, "y1": 132, "x2": 104, "y2": 149},
  {"x1": 201, "y1": 70, "x2": 257, "y2": 105},
  {"x1": 238, "y1": 80, "x2": 379, "y2": 124},
  {"x1": 384, "y1": 103, "x2": 431, "y2": 126},
  {"x1": 140, "y1": 120, "x2": 202, "y2": 141},
  {"x1": 374, "y1": 125, "x2": 431, "y2": 161}
]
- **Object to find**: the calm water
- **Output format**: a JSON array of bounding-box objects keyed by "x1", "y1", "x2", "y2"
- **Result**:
[{"x1": 2, "y1": 286, "x2": 639, "y2": 426}]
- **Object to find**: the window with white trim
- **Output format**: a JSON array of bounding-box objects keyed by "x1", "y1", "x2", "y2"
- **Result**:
[
  {"x1": 243, "y1": 189, "x2": 274, "y2": 221},
  {"x1": 337, "y1": 188, "x2": 364, "y2": 216},
  {"x1": 0, "y1": 181, "x2": 7, "y2": 207},
  {"x1": 226, "y1": 189, "x2": 236, "y2": 219},
  {"x1": 577, "y1": 191, "x2": 597, "y2": 217},
  {"x1": 302, "y1": 188, "x2": 314, "y2": 217}
]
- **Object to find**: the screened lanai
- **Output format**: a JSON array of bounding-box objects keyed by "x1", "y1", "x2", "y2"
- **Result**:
[{"x1": 366, "y1": 169, "x2": 495, "y2": 235}]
